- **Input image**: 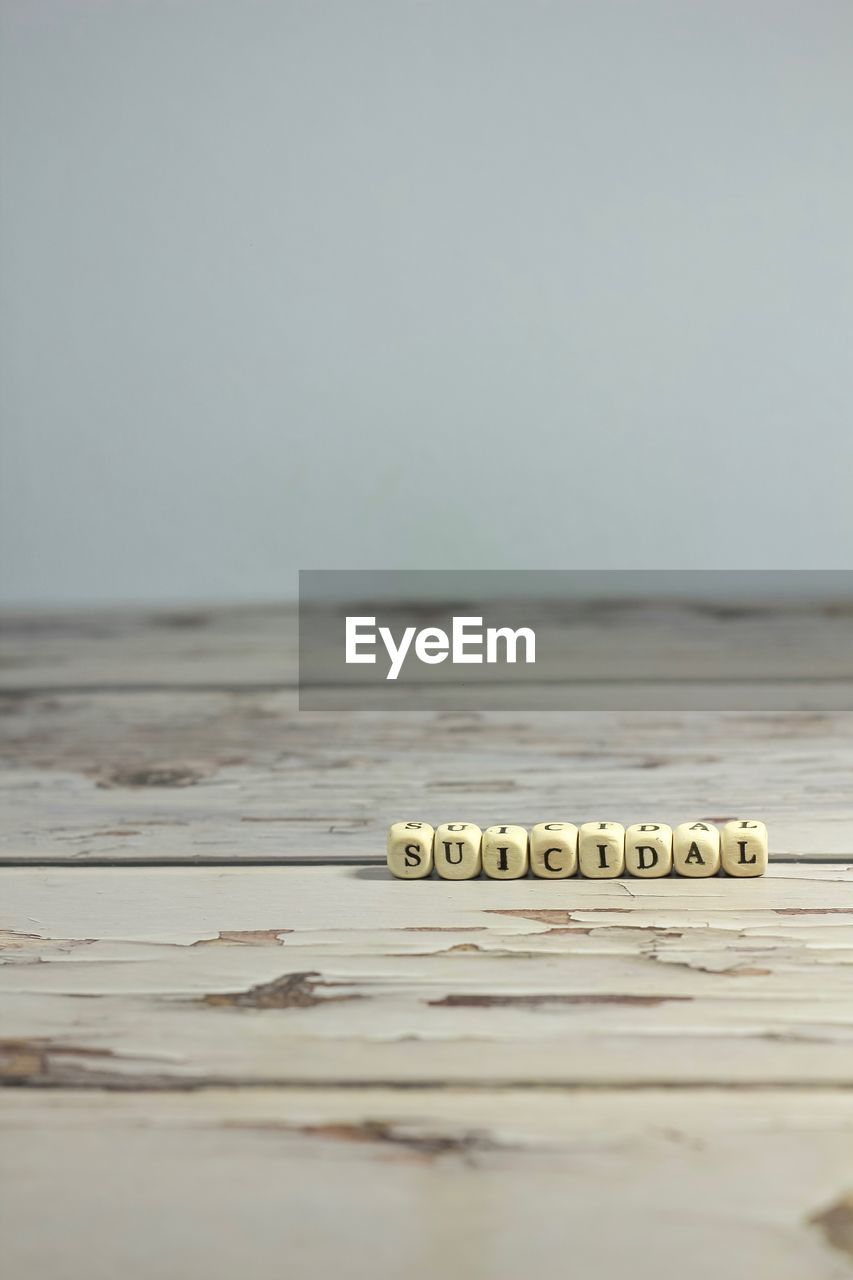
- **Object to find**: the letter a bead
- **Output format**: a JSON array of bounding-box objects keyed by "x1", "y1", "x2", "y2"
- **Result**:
[
  {"x1": 387, "y1": 821, "x2": 435, "y2": 879},
  {"x1": 721, "y1": 820, "x2": 768, "y2": 877},
  {"x1": 434, "y1": 822, "x2": 483, "y2": 880},
  {"x1": 673, "y1": 822, "x2": 721, "y2": 877}
]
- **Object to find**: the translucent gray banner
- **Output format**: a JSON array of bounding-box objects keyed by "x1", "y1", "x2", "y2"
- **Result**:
[{"x1": 298, "y1": 570, "x2": 853, "y2": 711}]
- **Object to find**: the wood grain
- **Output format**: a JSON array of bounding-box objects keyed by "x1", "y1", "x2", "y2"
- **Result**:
[
  {"x1": 2, "y1": 694, "x2": 853, "y2": 861},
  {"x1": 4, "y1": 599, "x2": 853, "y2": 691},
  {"x1": 2, "y1": 604, "x2": 852, "y2": 863},
  {"x1": 3, "y1": 606, "x2": 853, "y2": 1279},
  {"x1": 3, "y1": 864, "x2": 853, "y2": 1088},
  {"x1": 3, "y1": 1087, "x2": 853, "y2": 1280}
]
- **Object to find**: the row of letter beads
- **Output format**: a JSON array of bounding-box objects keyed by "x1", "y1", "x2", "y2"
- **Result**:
[{"x1": 388, "y1": 820, "x2": 768, "y2": 879}]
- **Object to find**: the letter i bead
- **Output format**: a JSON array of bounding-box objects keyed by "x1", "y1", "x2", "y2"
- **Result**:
[
  {"x1": 482, "y1": 824, "x2": 529, "y2": 879},
  {"x1": 434, "y1": 822, "x2": 483, "y2": 880},
  {"x1": 578, "y1": 822, "x2": 625, "y2": 878},
  {"x1": 387, "y1": 821, "x2": 435, "y2": 879},
  {"x1": 721, "y1": 820, "x2": 768, "y2": 877}
]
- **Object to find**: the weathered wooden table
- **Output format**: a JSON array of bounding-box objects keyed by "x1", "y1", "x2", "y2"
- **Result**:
[{"x1": 3, "y1": 604, "x2": 853, "y2": 1279}]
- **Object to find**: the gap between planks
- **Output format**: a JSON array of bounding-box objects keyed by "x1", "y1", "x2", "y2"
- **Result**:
[
  {"x1": 0, "y1": 855, "x2": 835, "y2": 865},
  {"x1": 10, "y1": 676, "x2": 853, "y2": 693},
  {"x1": 12, "y1": 1078, "x2": 853, "y2": 1095},
  {"x1": 0, "y1": 856, "x2": 379, "y2": 868},
  {"x1": 0, "y1": 854, "x2": 845, "y2": 867}
]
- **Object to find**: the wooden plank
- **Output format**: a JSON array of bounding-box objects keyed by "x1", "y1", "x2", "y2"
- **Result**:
[
  {"x1": 3, "y1": 1086, "x2": 853, "y2": 1280},
  {"x1": 3, "y1": 600, "x2": 853, "y2": 692},
  {"x1": 0, "y1": 604, "x2": 298, "y2": 690},
  {"x1": 4, "y1": 864, "x2": 853, "y2": 1088},
  {"x1": 3, "y1": 604, "x2": 853, "y2": 864},
  {"x1": 3, "y1": 693, "x2": 853, "y2": 861},
  {"x1": 5, "y1": 605, "x2": 853, "y2": 1280}
]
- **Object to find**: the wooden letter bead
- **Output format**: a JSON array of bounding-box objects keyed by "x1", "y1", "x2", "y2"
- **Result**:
[
  {"x1": 625, "y1": 823, "x2": 673, "y2": 878},
  {"x1": 578, "y1": 821, "x2": 625, "y2": 878},
  {"x1": 530, "y1": 823, "x2": 578, "y2": 879},
  {"x1": 482, "y1": 825, "x2": 529, "y2": 879},
  {"x1": 387, "y1": 821, "x2": 434, "y2": 879},
  {"x1": 673, "y1": 821, "x2": 721, "y2": 877},
  {"x1": 721, "y1": 820, "x2": 768, "y2": 877},
  {"x1": 434, "y1": 822, "x2": 483, "y2": 880}
]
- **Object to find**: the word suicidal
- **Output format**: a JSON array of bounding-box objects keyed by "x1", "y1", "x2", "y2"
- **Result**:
[{"x1": 387, "y1": 820, "x2": 769, "y2": 879}]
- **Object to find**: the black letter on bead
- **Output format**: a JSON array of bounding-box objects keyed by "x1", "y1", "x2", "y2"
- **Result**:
[{"x1": 636, "y1": 846, "x2": 658, "y2": 870}]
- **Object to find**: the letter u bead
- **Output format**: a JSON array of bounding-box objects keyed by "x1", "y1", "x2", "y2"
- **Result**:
[{"x1": 434, "y1": 823, "x2": 483, "y2": 880}]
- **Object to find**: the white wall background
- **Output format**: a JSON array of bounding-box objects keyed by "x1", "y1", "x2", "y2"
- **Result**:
[{"x1": 1, "y1": 0, "x2": 851, "y2": 606}]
